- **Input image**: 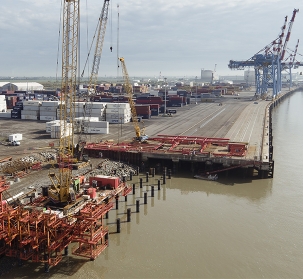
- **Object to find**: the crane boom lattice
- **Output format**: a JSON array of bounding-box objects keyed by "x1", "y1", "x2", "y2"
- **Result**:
[{"x1": 119, "y1": 57, "x2": 148, "y2": 142}]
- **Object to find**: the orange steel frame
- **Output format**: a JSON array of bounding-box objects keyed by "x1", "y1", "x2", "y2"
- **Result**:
[{"x1": 0, "y1": 176, "x2": 131, "y2": 267}]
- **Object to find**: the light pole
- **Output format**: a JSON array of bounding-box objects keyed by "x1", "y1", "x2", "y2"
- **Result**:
[
  {"x1": 195, "y1": 76, "x2": 198, "y2": 104},
  {"x1": 164, "y1": 77, "x2": 167, "y2": 115}
]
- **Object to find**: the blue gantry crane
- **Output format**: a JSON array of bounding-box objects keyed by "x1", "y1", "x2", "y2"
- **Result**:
[{"x1": 228, "y1": 9, "x2": 299, "y2": 98}]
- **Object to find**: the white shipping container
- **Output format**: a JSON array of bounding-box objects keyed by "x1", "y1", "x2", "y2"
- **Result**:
[
  {"x1": 23, "y1": 105, "x2": 41, "y2": 111},
  {"x1": 0, "y1": 112, "x2": 11, "y2": 118},
  {"x1": 40, "y1": 111, "x2": 57, "y2": 116},
  {"x1": 106, "y1": 108, "x2": 130, "y2": 114},
  {"x1": 40, "y1": 116, "x2": 57, "y2": 121},
  {"x1": 85, "y1": 102, "x2": 105, "y2": 109},
  {"x1": 42, "y1": 101, "x2": 61, "y2": 107},
  {"x1": 46, "y1": 120, "x2": 65, "y2": 127},
  {"x1": 106, "y1": 103, "x2": 130, "y2": 109},
  {"x1": 84, "y1": 120, "x2": 109, "y2": 128},
  {"x1": 21, "y1": 115, "x2": 39, "y2": 120},
  {"x1": 8, "y1": 134, "x2": 23, "y2": 141},
  {"x1": 74, "y1": 102, "x2": 85, "y2": 107},
  {"x1": 41, "y1": 106, "x2": 58, "y2": 112},
  {"x1": 21, "y1": 110, "x2": 39, "y2": 116},
  {"x1": 23, "y1": 100, "x2": 41, "y2": 106},
  {"x1": 84, "y1": 127, "x2": 109, "y2": 134}
]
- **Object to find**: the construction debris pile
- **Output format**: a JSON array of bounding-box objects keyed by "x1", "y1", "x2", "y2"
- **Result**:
[{"x1": 89, "y1": 159, "x2": 137, "y2": 179}]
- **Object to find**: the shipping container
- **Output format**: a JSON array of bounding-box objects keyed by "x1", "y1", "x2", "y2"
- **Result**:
[{"x1": 89, "y1": 175, "x2": 120, "y2": 189}]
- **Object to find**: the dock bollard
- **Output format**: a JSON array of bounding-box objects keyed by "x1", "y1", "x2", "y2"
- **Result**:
[
  {"x1": 117, "y1": 218, "x2": 121, "y2": 233},
  {"x1": 144, "y1": 192, "x2": 148, "y2": 204},
  {"x1": 146, "y1": 172, "x2": 149, "y2": 182},
  {"x1": 136, "y1": 199, "x2": 140, "y2": 212},
  {"x1": 158, "y1": 179, "x2": 161, "y2": 190},
  {"x1": 44, "y1": 254, "x2": 49, "y2": 273},
  {"x1": 130, "y1": 172, "x2": 133, "y2": 181},
  {"x1": 105, "y1": 211, "x2": 109, "y2": 219},
  {"x1": 151, "y1": 186, "x2": 154, "y2": 197},
  {"x1": 163, "y1": 172, "x2": 166, "y2": 185},
  {"x1": 152, "y1": 168, "x2": 155, "y2": 177},
  {"x1": 116, "y1": 197, "x2": 119, "y2": 210},
  {"x1": 105, "y1": 232, "x2": 109, "y2": 246},
  {"x1": 132, "y1": 183, "x2": 136, "y2": 195},
  {"x1": 125, "y1": 195, "x2": 128, "y2": 202},
  {"x1": 168, "y1": 169, "x2": 172, "y2": 179},
  {"x1": 140, "y1": 178, "x2": 143, "y2": 188},
  {"x1": 137, "y1": 166, "x2": 140, "y2": 175},
  {"x1": 127, "y1": 208, "x2": 131, "y2": 222},
  {"x1": 64, "y1": 246, "x2": 68, "y2": 256},
  {"x1": 122, "y1": 176, "x2": 126, "y2": 183}
]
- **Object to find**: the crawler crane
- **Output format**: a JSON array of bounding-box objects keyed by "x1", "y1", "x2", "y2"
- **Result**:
[
  {"x1": 48, "y1": 0, "x2": 80, "y2": 204},
  {"x1": 119, "y1": 57, "x2": 148, "y2": 142}
]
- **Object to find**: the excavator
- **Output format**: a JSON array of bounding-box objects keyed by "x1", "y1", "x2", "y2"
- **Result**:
[{"x1": 119, "y1": 57, "x2": 148, "y2": 142}]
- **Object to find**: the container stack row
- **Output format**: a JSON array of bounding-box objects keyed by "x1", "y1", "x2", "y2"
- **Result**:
[
  {"x1": 105, "y1": 103, "x2": 131, "y2": 124},
  {"x1": 0, "y1": 95, "x2": 7, "y2": 112}
]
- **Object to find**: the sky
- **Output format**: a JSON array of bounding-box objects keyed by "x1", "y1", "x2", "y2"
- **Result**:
[{"x1": 0, "y1": 0, "x2": 302, "y2": 79}]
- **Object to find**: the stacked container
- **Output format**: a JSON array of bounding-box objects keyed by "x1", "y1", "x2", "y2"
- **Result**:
[
  {"x1": 150, "y1": 104, "x2": 159, "y2": 116},
  {"x1": 135, "y1": 105, "x2": 151, "y2": 119},
  {"x1": 21, "y1": 100, "x2": 41, "y2": 120},
  {"x1": 73, "y1": 116, "x2": 100, "y2": 133},
  {"x1": 83, "y1": 120, "x2": 109, "y2": 134},
  {"x1": 105, "y1": 103, "x2": 131, "y2": 124},
  {"x1": 0, "y1": 95, "x2": 7, "y2": 112},
  {"x1": 40, "y1": 101, "x2": 60, "y2": 121},
  {"x1": 45, "y1": 120, "x2": 65, "y2": 133},
  {"x1": 84, "y1": 102, "x2": 106, "y2": 121},
  {"x1": 51, "y1": 122, "x2": 73, "y2": 139}
]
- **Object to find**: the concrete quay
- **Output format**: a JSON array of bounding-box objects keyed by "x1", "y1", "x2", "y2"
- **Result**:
[{"x1": 86, "y1": 87, "x2": 301, "y2": 179}]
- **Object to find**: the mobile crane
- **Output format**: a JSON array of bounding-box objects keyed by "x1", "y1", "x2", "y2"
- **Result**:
[
  {"x1": 48, "y1": 0, "x2": 80, "y2": 204},
  {"x1": 119, "y1": 57, "x2": 148, "y2": 142}
]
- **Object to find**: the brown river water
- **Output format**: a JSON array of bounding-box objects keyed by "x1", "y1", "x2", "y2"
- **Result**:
[{"x1": 4, "y1": 91, "x2": 303, "y2": 278}]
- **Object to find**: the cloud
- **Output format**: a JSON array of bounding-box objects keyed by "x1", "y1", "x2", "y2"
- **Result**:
[{"x1": 0, "y1": 0, "x2": 302, "y2": 77}]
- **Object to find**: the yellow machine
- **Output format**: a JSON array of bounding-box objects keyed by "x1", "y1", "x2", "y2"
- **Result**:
[
  {"x1": 119, "y1": 57, "x2": 148, "y2": 142},
  {"x1": 48, "y1": 0, "x2": 80, "y2": 203}
]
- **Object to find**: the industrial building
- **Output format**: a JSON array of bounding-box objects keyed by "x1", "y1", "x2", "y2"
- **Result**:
[{"x1": 0, "y1": 82, "x2": 44, "y2": 92}]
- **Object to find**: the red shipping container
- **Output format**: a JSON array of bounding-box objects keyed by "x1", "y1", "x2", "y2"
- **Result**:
[
  {"x1": 87, "y1": 187, "x2": 97, "y2": 199},
  {"x1": 89, "y1": 175, "x2": 120, "y2": 189}
]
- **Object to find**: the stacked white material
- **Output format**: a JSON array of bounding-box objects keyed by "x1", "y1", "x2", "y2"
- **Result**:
[
  {"x1": 51, "y1": 122, "x2": 73, "y2": 139},
  {"x1": 0, "y1": 95, "x2": 7, "y2": 112},
  {"x1": 75, "y1": 102, "x2": 85, "y2": 117},
  {"x1": 21, "y1": 100, "x2": 41, "y2": 120},
  {"x1": 45, "y1": 120, "x2": 65, "y2": 133},
  {"x1": 40, "y1": 101, "x2": 60, "y2": 121},
  {"x1": 83, "y1": 120, "x2": 109, "y2": 134},
  {"x1": 57, "y1": 102, "x2": 85, "y2": 119},
  {"x1": 84, "y1": 102, "x2": 106, "y2": 121},
  {"x1": 105, "y1": 103, "x2": 131, "y2": 124},
  {"x1": 73, "y1": 117, "x2": 100, "y2": 133}
]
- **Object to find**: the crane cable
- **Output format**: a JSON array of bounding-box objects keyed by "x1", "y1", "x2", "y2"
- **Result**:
[{"x1": 55, "y1": 0, "x2": 63, "y2": 85}]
